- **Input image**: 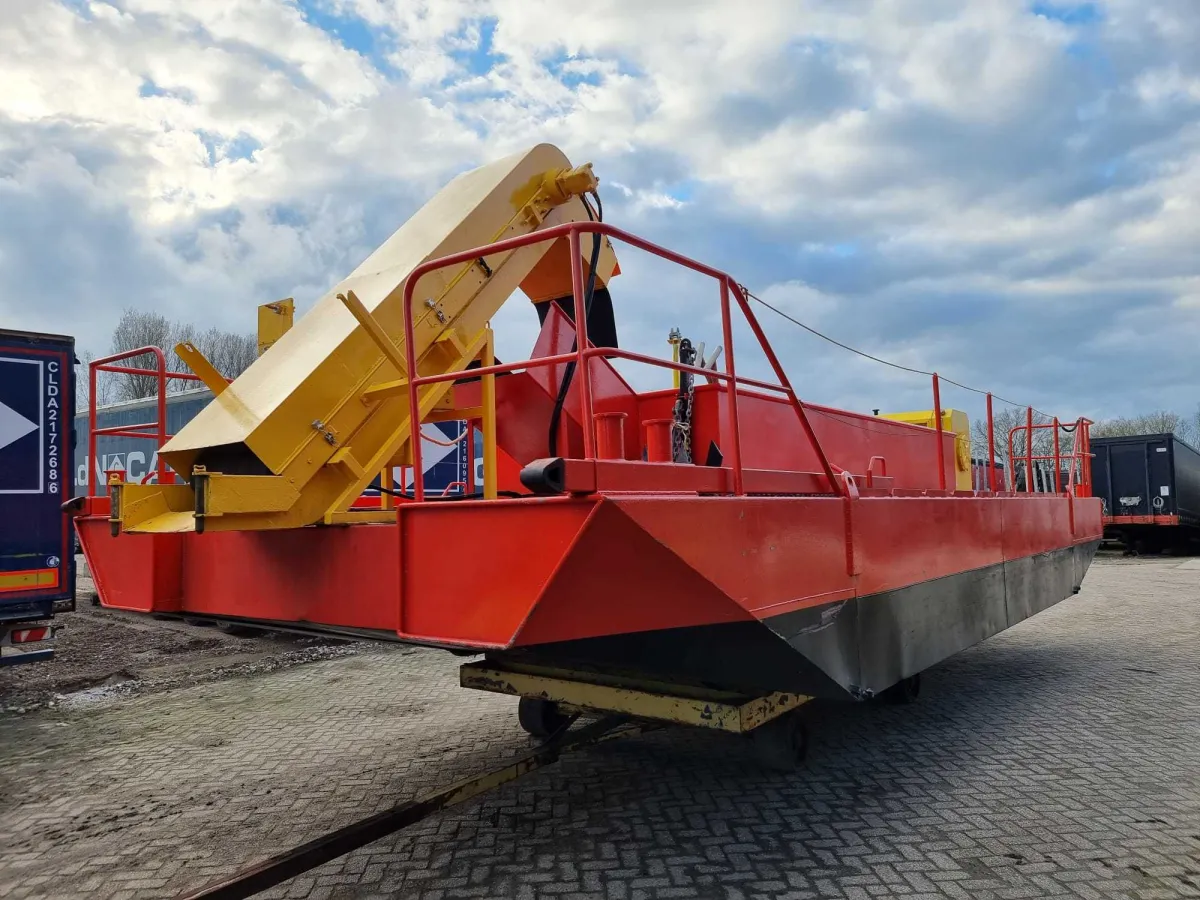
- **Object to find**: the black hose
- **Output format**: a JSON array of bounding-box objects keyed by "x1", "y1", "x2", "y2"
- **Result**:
[{"x1": 548, "y1": 190, "x2": 603, "y2": 456}]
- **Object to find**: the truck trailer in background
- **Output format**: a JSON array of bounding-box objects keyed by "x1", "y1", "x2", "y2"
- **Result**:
[
  {"x1": 1091, "y1": 433, "x2": 1200, "y2": 553},
  {"x1": 0, "y1": 329, "x2": 75, "y2": 666}
]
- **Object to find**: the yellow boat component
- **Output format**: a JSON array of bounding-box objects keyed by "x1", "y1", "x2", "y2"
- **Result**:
[
  {"x1": 878, "y1": 408, "x2": 972, "y2": 490},
  {"x1": 120, "y1": 143, "x2": 618, "y2": 533},
  {"x1": 257, "y1": 299, "x2": 294, "y2": 355}
]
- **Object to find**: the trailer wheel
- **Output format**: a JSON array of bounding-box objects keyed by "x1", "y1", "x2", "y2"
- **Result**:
[
  {"x1": 216, "y1": 622, "x2": 261, "y2": 638},
  {"x1": 750, "y1": 711, "x2": 808, "y2": 771},
  {"x1": 881, "y1": 673, "x2": 921, "y2": 705},
  {"x1": 517, "y1": 697, "x2": 570, "y2": 738}
]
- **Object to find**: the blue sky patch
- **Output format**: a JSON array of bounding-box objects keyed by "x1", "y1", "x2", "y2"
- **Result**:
[
  {"x1": 448, "y1": 17, "x2": 502, "y2": 77},
  {"x1": 296, "y1": 0, "x2": 394, "y2": 73},
  {"x1": 139, "y1": 79, "x2": 196, "y2": 103},
  {"x1": 196, "y1": 131, "x2": 262, "y2": 165},
  {"x1": 543, "y1": 51, "x2": 602, "y2": 89},
  {"x1": 1031, "y1": 2, "x2": 1102, "y2": 26}
]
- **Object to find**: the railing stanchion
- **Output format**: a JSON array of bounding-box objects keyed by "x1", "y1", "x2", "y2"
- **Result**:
[
  {"x1": 156, "y1": 349, "x2": 168, "y2": 484},
  {"x1": 718, "y1": 279, "x2": 744, "y2": 495},
  {"x1": 1052, "y1": 417, "x2": 1061, "y2": 494},
  {"x1": 1025, "y1": 407, "x2": 1034, "y2": 494},
  {"x1": 88, "y1": 362, "x2": 98, "y2": 498},
  {"x1": 568, "y1": 229, "x2": 596, "y2": 461},
  {"x1": 932, "y1": 374, "x2": 946, "y2": 491},
  {"x1": 986, "y1": 393, "x2": 996, "y2": 493}
]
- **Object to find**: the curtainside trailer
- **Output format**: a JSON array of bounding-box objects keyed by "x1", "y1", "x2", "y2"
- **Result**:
[
  {"x1": 0, "y1": 329, "x2": 75, "y2": 666},
  {"x1": 1091, "y1": 433, "x2": 1200, "y2": 552}
]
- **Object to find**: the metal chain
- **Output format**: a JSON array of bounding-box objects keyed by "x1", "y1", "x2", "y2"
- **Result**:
[{"x1": 672, "y1": 338, "x2": 696, "y2": 464}]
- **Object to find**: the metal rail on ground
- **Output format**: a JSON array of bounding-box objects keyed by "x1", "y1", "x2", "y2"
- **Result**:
[{"x1": 180, "y1": 716, "x2": 649, "y2": 900}]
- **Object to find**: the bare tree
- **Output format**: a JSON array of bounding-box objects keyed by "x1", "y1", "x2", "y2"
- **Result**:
[
  {"x1": 1188, "y1": 407, "x2": 1200, "y2": 448},
  {"x1": 106, "y1": 308, "x2": 257, "y2": 403},
  {"x1": 75, "y1": 349, "x2": 114, "y2": 412},
  {"x1": 1090, "y1": 410, "x2": 1184, "y2": 439},
  {"x1": 971, "y1": 407, "x2": 1055, "y2": 465},
  {"x1": 1090, "y1": 409, "x2": 1200, "y2": 448},
  {"x1": 110, "y1": 309, "x2": 174, "y2": 401},
  {"x1": 189, "y1": 326, "x2": 257, "y2": 383}
]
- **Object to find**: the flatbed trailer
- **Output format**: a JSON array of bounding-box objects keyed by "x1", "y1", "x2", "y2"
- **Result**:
[{"x1": 0, "y1": 328, "x2": 75, "y2": 666}]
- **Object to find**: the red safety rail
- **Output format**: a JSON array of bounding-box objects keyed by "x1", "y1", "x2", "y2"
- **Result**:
[
  {"x1": 401, "y1": 221, "x2": 842, "y2": 502},
  {"x1": 1007, "y1": 416, "x2": 1093, "y2": 497},
  {"x1": 87, "y1": 347, "x2": 205, "y2": 497}
]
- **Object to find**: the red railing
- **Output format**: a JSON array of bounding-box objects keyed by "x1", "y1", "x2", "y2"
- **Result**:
[
  {"x1": 1007, "y1": 418, "x2": 1093, "y2": 497},
  {"x1": 87, "y1": 347, "x2": 204, "y2": 497},
  {"x1": 400, "y1": 220, "x2": 843, "y2": 502}
]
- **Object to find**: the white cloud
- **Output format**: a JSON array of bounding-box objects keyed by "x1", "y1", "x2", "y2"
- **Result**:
[{"x1": 1, "y1": 0, "x2": 1199, "y2": 423}]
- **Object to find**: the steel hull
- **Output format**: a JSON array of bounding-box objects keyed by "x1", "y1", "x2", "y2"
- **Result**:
[
  {"x1": 77, "y1": 491, "x2": 1103, "y2": 699},
  {"x1": 499, "y1": 541, "x2": 1099, "y2": 698}
]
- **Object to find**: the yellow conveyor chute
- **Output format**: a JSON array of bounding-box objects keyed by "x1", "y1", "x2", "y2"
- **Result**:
[{"x1": 118, "y1": 144, "x2": 618, "y2": 533}]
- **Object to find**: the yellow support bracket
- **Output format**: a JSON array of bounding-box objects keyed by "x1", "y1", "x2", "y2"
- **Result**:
[
  {"x1": 337, "y1": 290, "x2": 407, "y2": 377},
  {"x1": 257, "y1": 298, "x2": 294, "y2": 355},
  {"x1": 174, "y1": 343, "x2": 228, "y2": 396}
]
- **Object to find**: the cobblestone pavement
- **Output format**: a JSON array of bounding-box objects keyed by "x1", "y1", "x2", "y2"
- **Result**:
[{"x1": 1, "y1": 556, "x2": 1198, "y2": 900}]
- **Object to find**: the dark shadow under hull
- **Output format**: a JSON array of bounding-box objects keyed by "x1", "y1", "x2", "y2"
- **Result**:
[{"x1": 497, "y1": 541, "x2": 1101, "y2": 699}]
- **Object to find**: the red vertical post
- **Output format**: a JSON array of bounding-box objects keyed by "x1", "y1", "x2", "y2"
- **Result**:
[
  {"x1": 932, "y1": 374, "x2": 946, "y2": 491},
  {"x1": 1052, "y1": 417, "x2": 1061, "y2": 494},
  {"x1": 569, "y1": 228, "x2": 596, "y2": 460},
  {"x1": 88, "y1": 361, "x2": 98, "y2": 498},
  {"x1": 1025, "y1": 406, "x2": 1034, "y2": 494},
  {"x1": 718, "y1": 279, "x2": 744, "y2": 495},
  {"x1": 986, "y1": 393, "x2": 997, "y2": 492},
  {"x1": 1082, "y1": 420, "x2": 1093, "y2": 496},
  {"x1": 156, "y1": 350, "x2": 168, "y2": 484}
]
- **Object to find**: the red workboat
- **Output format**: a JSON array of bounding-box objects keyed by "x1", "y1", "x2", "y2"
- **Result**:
[{"x1": 72, "y1": 147, "x2": 1102, "y2": 763}]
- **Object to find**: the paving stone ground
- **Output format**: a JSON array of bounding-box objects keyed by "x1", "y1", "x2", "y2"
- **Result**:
[{"x1": 1, "y1": 555, "x2": 1198, "y2": 900}]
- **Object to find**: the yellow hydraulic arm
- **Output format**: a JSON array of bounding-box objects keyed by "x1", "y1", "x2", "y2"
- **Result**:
[{"x1": 118, "y1": 144, "x2": 618, "y2": 533}]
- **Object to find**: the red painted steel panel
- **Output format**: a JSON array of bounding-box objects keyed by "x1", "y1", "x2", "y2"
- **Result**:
[
  {"x1": 853, "y1": 497, "x2": 1005, "y2": 596},
  {"x1": 513, "y1": 501, "x2": 755, "y2": 646},
  {"x1": 613, "y1": 496, "x2": 854, "y2": 618},
  {"x1": 398, "y1": 499, "x2": 596, "y2": 645},
  {"x1": 79, "y1": 519, "x2": 183, "y2": 614},
  {"x1": 1000, "y1": 496, "x2": 1074, "y2": 559},
  {"x1": 181, "y1": 526, "x2": 399, "y2": 631},
  {"x1": 636, "y1": 387, "x2": 956, "y2": 491}
]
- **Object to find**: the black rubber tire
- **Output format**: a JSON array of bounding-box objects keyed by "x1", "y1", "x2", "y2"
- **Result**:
[
  {"x1": 882, "y1": 673, "x2": 921, "y2": 705},
  {"x1": 517, "y1": 697, "x2": 570, "y2": 739},
  {"x1": 183, "y1": 617, "x2": 213, "y2": 628},
  {"x1": 750, "y1": 712, "x2": 809, "y2": 771}
]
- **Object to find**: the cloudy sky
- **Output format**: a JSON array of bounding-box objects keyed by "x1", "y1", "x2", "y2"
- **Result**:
[{"x1": 2, "y1": 0, "x2": 1198, "y2": 425}]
